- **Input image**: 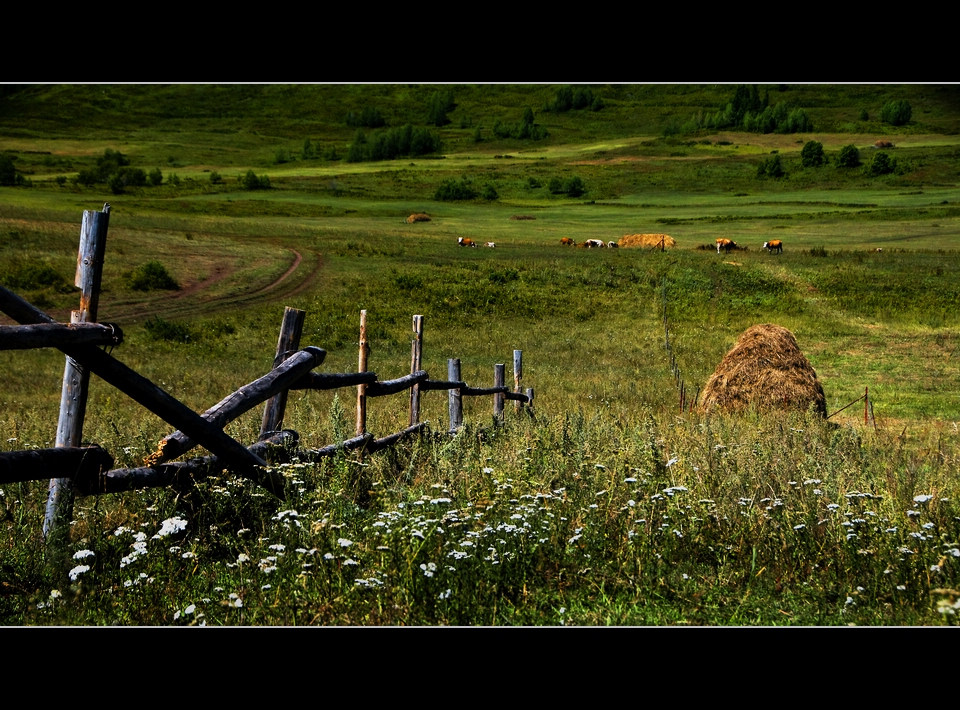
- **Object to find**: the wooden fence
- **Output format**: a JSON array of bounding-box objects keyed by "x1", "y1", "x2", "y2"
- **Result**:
[{"x1": 0, "y1": 206, "x2": 534, "y2": 544}]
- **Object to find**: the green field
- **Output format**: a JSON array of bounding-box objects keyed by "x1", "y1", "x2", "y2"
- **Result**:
[{"x1": 2, "y1": 84, "x2": 959, "y2": 626}]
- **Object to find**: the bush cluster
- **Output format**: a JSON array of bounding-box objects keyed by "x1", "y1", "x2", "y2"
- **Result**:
[
  {"x1": 346, "y1": 125, "x2": 442, "y2": 163},
  {"x1": 128, "y1": 261, "x2": 180, "y2": 292}
]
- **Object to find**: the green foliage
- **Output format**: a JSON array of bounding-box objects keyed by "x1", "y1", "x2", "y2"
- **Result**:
[
  {"x1": 128, "y1": 260, "x2": 180, "y2": 291},
  {"x1": 148, "y1": 167, "x2": 163, "y2": 186},
  {"x1": 426, "y1": 88, "x2": 456, "y2": 127},
  {"x1": 756, "y1": 154, "x2": 785, "y2": 178},
  {"x1": 240, "y1": 169, "x2": 270, "y2": 190},
  {"x1": 546, "y1": 85, "x2": 604, "y2": 113},
  {"x1": 345, "y1": 106, "x2": 386, "y2": 128},
  {"x1": 880, "y1": 99, "x2": 912, "y2": 126},
  {"x1": 210, "y1": 171, "x2": 223, "y2": 185},
  {"x1": 4, "y1": 261, "x2": 72, "y2": 292},
  {"x1": 492, "y1": 107, "x2": 548, "y2": 141},
  {"x1": 345, "y1": 125, "x2": 442, "y2": 162},
  {"x1": 870, "y1": 151, "x2": 896, "y2": 176},
  {"x1": 0, "y1": 152, "x2": 26, "y2": 186},
  {"x1": 801, "y1": 140, "x2": 826, "y2": 168},
  {"x1": 434, "y1": 177, "x2": 478, "y2": 201},
  {"x1": 836, "y1": 144, "x2": 861, "y2": 168}
]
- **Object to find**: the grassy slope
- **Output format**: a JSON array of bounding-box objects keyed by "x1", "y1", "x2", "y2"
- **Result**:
[{"x1": 1, "y1": 83, "x2": 959, "y2": 437}]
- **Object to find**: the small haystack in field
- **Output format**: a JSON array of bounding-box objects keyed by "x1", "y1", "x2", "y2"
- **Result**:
[
  {"x1": 619, "y1": 233, "x2": 676, "y2": 249},
  {"x1": 699, "y1": 324, "x2": 827, "y2": 418},
  {"x1": 407, "y1": 213, "x2": 431, "y2": 223}
]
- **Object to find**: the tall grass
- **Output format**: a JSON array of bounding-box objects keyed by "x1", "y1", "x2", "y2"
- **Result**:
[{"x1": 5, "y1": 408, "x2": 958, "y2": 626}]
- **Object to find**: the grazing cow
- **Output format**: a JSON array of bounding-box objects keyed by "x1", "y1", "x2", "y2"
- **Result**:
[
  {"x1": 583, "y1": 239, "x2": 606, "y2": 249},
  {"x1": 458, "y1": 237, "x2": 477, "y2": 248},
  {"x1": 716, "y1": 238, "x2": 736, "y2": 254},
  {"x1": 485, "y1": 242, "x2": 496, "y2": 248},
  {"x1": 607, "y1": 241, "x2": 619, "y2": 249},
  {"x1": 560, "y1": 237, "x2": 575, "y2": 246},
  {"x1": 763, "y1": 239, "x2": 783, "y2": 254},
  {"x1": 875, "y1": 247, "x2": 883, "y2": 253}
]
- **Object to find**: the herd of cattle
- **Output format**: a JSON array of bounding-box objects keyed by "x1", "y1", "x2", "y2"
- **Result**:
[{"x1": 456, "y1": 236, "x2": 787, "y2": 253}]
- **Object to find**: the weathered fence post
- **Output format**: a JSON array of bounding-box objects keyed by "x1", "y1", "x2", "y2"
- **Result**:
[
  {"x1": 44, "y1": 204, "x2": 110, "y2": 545},
  {"x1": 864, "y1": 386, "x2": 869, "y2": 426},
  {"x1": 513, "y1": 349, "x2": 523, "y2": 413},
  {"x1": 409, "y1": 314, "x2": 424, "y2": 426},
  {"x1": 356, "y1": 310, "x2": 369, "y2": 436},
  {"x1": 493, "y1": 363, "x2": 505, "y2": 423},
  {"x1": 260, "y1": 306, "x2": 306, "y2": 439},
  {"x1": 448, "y1": 358, "x2": 462, "y2": 433}
]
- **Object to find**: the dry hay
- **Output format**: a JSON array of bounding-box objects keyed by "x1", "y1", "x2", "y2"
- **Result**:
[
  {"x1": 406, "y1": 213, "x2": 431, "y2": 223},
  {"x1": 619, "y1": 233, "x2": 676, "y2": 249},
  {"x1": 699, "y1": 323, "x2": 827, "y2": 418}
]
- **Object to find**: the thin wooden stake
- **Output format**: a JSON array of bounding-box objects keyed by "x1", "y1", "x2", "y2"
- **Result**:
[
  {"x1": 45, "y1": 204, "x2": 110, "y2": 543},
  {"x1": 513, "y1": 349, "x2": 523, "y2": 413},
  {"x1": 864, "y1": 386, "x2": 869, "y2": 426},
  {"x1": 448, "y1": 358, "x2": 462, "y2": 433},
  {"x1": 409, "y1": 314, "x2": 424, "y2": 426},
  {"x1": 356, "y1": 310, "x2": 369, "y2": 437}
]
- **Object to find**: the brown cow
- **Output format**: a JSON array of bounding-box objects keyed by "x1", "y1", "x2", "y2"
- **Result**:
[
  {"x1": 458, "y1": 237, "x2": 477, "y2": 248},
  {"x1": 716, "y1": 238, "x2": 736, "y2": 254},
  {"x1": 560, "y1": 237, "x2": 575, "y2": 246},
  {"x1": 763, "y1": 239, "x2": 783, "y2": 254}
]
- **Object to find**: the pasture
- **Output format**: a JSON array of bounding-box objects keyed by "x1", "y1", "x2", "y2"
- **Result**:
[{"x1": 1, "y1": 84, "x2": 959, "y2": 626}]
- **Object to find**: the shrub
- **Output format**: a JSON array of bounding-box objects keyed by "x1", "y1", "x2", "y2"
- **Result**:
[
  {"x1": 129, "y1": 261, "x2": 180, "y2": 291},
  {"x1": 564, "y1": 176, "x2": 586, "y2": 197},
  {"x1": 870, "y1": 151, "x2": 896, "y2": 176},
  {"x1": 6, "y1": 262, "x2": 72, "y2": 292},
  {"x1": 241, "y1": 169, "x2": 270, "y2": 190},
  {"x1": 757, "y1": 154, "x2": 785, "y2": 178},
  {"x1": 880, "y1": 99, "x2": 912, "y2": 126},
  {"x1": 801, "y1": 140, "x2": 826, "y2": 168},
  {"x1": 148, "y1": 167, "x2": 163, "y2": 186},
  {"x1": 836, "y1": 144, "x2": 861, "y2": 168},
  {"x1": 0, "y1": 152, "x2": 25, "y2": 186},
  {"x1": 434, "y1": 178, "x2": 478, "y2": 201}
]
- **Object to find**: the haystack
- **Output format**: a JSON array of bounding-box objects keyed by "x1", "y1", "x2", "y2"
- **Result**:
[
  {"x1": 619, "y1": 233, "x2": 676, "y2": 249},
  {"x1": 699, "y1": 324, "x2": 827, "y2": 417},
  {"x1": 406, "y1": 213, "x2": 431, "y2": 223}
]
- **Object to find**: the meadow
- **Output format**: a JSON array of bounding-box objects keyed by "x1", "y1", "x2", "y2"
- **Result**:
[{"x1": 1, "y1": 84, "x2": 959, "y2": 625}]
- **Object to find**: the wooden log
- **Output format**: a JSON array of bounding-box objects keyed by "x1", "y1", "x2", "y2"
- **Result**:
[
  {"x1": 0, "y1": 287, "x2": 267, "y2": 475},
  {"x1": 148, "y1": 346, "x2": 325, "y2": 465},
  {"x1": 88, "y1": 431, "x2": 298, "y2": 496},
  {"x1": 0, "y1": 322, "x2": 123, "y2": 350},
  {"x1": 366, "y1": 370, "x2": 428, "y2": 397},
  {"x1": 356, "y1": 310, "x2": 369, "y2": 436},
  {"x1": 366, "y1": 422, "x2": 429, "y2": 453},
  {"x1": 409, "y1": 314, "x2": 424, "y2": 426},
  {"x1": 420, "y1": 378, "x2": 466, "y2": 392},
  {"x1": 260, "y1": 307, "x2": 306, "y2": 438},
  {"x1": 494, "y1": 363, "x2": 505, "y2": 422},
  {"x1": 0, "y1": 445, "x2": 114, "y2": 486},
  {"x1": 47, "y1": 205, "x2": 110, "y2": 542},
  {"x1": 290, "y1": 370, "x2": 379, "y2": 390},
  {"x1": 448, "y1": 358, "x2": 462, "y2": 433}
]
